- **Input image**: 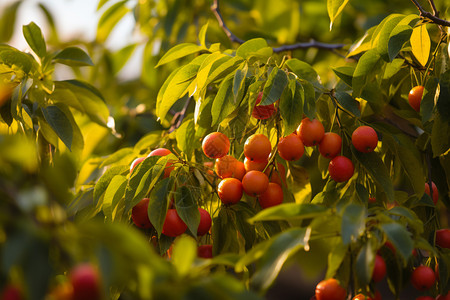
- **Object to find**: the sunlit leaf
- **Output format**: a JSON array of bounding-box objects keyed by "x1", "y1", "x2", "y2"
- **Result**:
[
  {"x1": 172, "y1": 235, "x2": 197, "y2": 276},
  {"x1": 54, "y1": 47, "x2": 94, "y2": 67},
  {"x1": 341, "y1": 203, "x2": 366, "y2": 245},
  {"x1": 410, "y1": 24, "x2": 431, "y2": 67},
  {"x1": 174, "y1": 186, "x2": 199, "y2": 236},
  {"x1": 97, "y1": 0, "x2": 130, "y2": 42},
  {"x1": 381, "y1": 223, "x2": 414, "y2": 263},
  {"x1": 248, "y1": 203, "x2": 328, "y2": 223},
  {"x1": 327, "y1": 0, "x2": 350, "y2": 30},
  {"x1": 156, "y1": 43, "x2": 206, "y2": 67},
  {"x1": 23, "y1": 22, "x2": 46, "y2": 58},
  {"x1": 41, "y1": 105, "x2": 73, "y2": 150},
  {"x1": 261, "y1": 67, "x2": 288, "y2": 106},
  {"x1": 148, "y1": 177, "x2": 174, "y2": 237}
]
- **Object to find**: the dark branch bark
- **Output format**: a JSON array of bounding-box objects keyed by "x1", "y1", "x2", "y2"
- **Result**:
[
  {"x1": 211, "y1": 0, "x2": 345, "y2": 52},
  {"x1": 410, "y1": 0, "x2": 450, "y2": 27}
]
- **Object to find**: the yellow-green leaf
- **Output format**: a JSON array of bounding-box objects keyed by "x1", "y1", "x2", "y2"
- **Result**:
[
  {"x1": 327, "y1": 0, "x2": 350, "y2": 30},
  {"x1": 410, "y1": 25, "x2": 430, "y2": 67}
]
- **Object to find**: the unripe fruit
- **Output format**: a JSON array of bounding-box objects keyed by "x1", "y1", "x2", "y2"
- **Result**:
[
  {"x1": 424, "y1": 181, "x2": 438, "y2": 205},
  {"x1": 197, "y1": 245, "x2": 213, "y2": 258},
  {"x1": 315, "y1": 278, "x2": 347, "y2": 300},
  {"x1": 242, "y1": 170, "x2": 269, "y2": 197},
  {"x1": 244, "y1": 134, "x2": 271, "y2": 162},
  {"x1": 258, "y1": 182, "x2": 283, "y2": 209},
  {"x1": 372, "y1": 255, "x2": 386, "y2": 282},
  {"x1": 328, "y1": 156, "x2": 354, "y2": 182},
  {"x1": 162, "y1": 209, "x2": 187, "y2": 237},
  {"x1": 411, "y1": 265, "x2": 436, "y2": 291},
  {"x1": 352, "y1": 126, "x2": 378, "y2": 153},
  {"x1": 297, "y1": 118, "x2": 325, "y2": 146},
  {"x1": 131, "y1": 198, "x2": 153, "y2": 229},
  {"x1": 70, "y1": 264, "x2": 101, "y2": 300},
  {"x1": 202, "y1": 132, "x2": 230, "y2": 159},
  {"x1": 408, "y1": 85, "x2": 424, "y2": 112},
  {"x1": 197, "y1": 208, "x2": 212, "y2": 236},
  {"x1": 319, "y1": 132, "x2": 342, "y2": 158},
  {"x1": 435, "y1": 229, "x2": 450, "y2": 249},
  {"x1": 277, "y1": 134, "x2": 304, "y2": 161},
  {"x1": 218, "y1": 178, "x2": 243, "y2": 205},
  {"x1": 252, "y1": 92, "x2": 277, "y2": 119}
]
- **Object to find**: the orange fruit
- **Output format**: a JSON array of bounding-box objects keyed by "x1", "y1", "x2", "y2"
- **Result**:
[
  {"x1": 319, "y1": 132, "x2": 342, "y2": 158},
  {"x1": 277, "y1": 134, "x2": 304, "y2": 161},
  {"x1": 217, "y1": 178, "x2": 243, "y2": 205},
  {"x1": 215, "y1": 155, "x2": 237, "y2": 179},
  {"x1": 244, "y1": 157, "x2": 268, "y2": 172},
  {"x1": 244, "y1": 134, "x2": 271, "y2": 162},
  {"x1": 424, "y1": 181, "x2": 438, "y2": 205},
  {"x1": 148, "y1": 147, "x2": 174, "y2": 177},
  {"x1": 202, "y1": 132, "x2": 230, "y2": 159},
  {"x1": 408, "y1": 85, "x2": 424, "y2": 112},
  {"x1": 328, "y1": 156, "x2": 354, "y2": 182},
  {"x1": 352, "y1": 126, "x2": 378, "y2": 153},
  {"x1": 265, "y1": 162, "x2": 286, "y2": 186},
  {"x1": 233, "y1": 161, "x2": 246, "y2": 181},
  {"x1": 315, "y1": 278, "x2": 347, "y2": 300},
  {"x1": 242, "y1": 170, "x2": 269, "y2": 197},
  {"x1": 252, "y1": 92, "x2": 277, "y2": 119},
  {"x1": 297, "y1": 118, "x2": 325, "y2": 146},
  {"x1": 258, "y1": 182, "x2": 283, "y2": 209}
]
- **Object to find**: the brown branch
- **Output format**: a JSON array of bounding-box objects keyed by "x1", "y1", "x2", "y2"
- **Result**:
[
  {"x1": 427, "y1": 0, "x2": 438, "y2": 16},
  {"x1": 410, "y1": 0, "x2": 450, "y2": 27},
  {"x1": 211, "y1": 0, "x2": 345, "y2": 53}
]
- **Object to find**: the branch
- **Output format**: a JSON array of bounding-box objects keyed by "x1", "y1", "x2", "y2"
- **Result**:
[
  {"x1": 410, "y1": 0, "x2": 450, "y2": 27},
  {"x1": 211, "y1": 0, "x2": 345, "y2": 52}
]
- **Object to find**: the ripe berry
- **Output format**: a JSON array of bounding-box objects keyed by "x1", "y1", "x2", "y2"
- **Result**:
[
  {"x1": 70, "y1": 264, "x2": 101, "y2": 300},
  {"x1": 372, "y1": 255, "x2": 386, "y2": 282},
  {"x1": 202, "y1": 132, "x2": 230, "y2": 159},
  {"x1": 244, "y1": 157, "x2": 268, "y2": 172},
  {"x1": 315, "y1": 278, "x2": 347, "y2": 300},
  {"x1": 319, "y1": 132, "x2": 342, "y2": 158},
  {"x1": 411, "y1": 266, "x2": 436, "y2": 291},
  {"x1": 328, "y1": 156, "x2": 354, "y2": 182},
  {"x1": 233, "y1": 161, "x2": 246, "y2": 181},
  {"x1": 352, "y1": 126, "x2": 378, "y2": 153},
  {"x1": 424, "y1": 181, "x2": 438, "y2": 205},
  {"x1": 242, "y1": 171, "x2": 269, "y2": 197},
  {"x1": 435, "y1": 229, "x2": 450, "y2": 249},
  {"x1": 148, "y1": 147, "x2": 174, "y2": 178},
  {"x1": 258, "y1": 182, "x2": 283, "y2": 209},
  {"x1": 197, "y1": 208, "x2": 212, "y2": 236},
  {"x1": 215, "y1": 155, "x2": 237, "y2": 179},
  {"x1": 416, "y1": 297, "x2": 435, "y2": 300},
  {"x1": 197, "y1": 245, "x2": 213, "y2": 258},
  {"x1": 162, "y1": 209, "x2": 187, "y2": 237},
  {"x1": 0, "y1": 285, "x2": 22, "y2": 300},
  {"x1": 252, "y1": 92, "x2": 277, "y2": 119},
  {"x1": 277, "y1": 134, "x2": 304, "y2": 161},
  {"x1": 130, "y1": 157, "x2": 146, "y2": 174},
  {"x1": 436, "y1": 291, "x2": 450, "y2": 300},
  {"x1": 297, "y1": 118, "x2": 325, "y2": 146},
  {"x1": 218, "y1": 178, "x2": 243, "y2": 205},
  {"x1": 131, "y1": 198, "x2": 153, "y2": 229},
  {"x1": 408, "y1": 85, "x2": 424, "y2": 112},
  {"x1": 265, "y1": 162, "x2": 286, "y2": 186},
  {"x1": 244, "y1": 134, "x2": 271, "y2": 162}
]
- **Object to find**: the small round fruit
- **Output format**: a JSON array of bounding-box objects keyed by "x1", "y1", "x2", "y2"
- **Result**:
[
  {"x1": 319, "y1": 132, "x2": 342, "y2": 158},
  {"x1": 215, "y1": 155, "x2": 237, "y2": 179},
  {"x1": 197, "y1": 208, "x2": 212, "y2": 236},
  {"x1": 70, "y1": 264, "x2": 101, "y2": 300},
  {"x1": 384, "y1": 241, "x2": 396, "y2": 254},
  {"x1": 372, "y1": 255, "x2": 386, "y2": 283},
  {"x1": 252, "y1": 92, "x2": 277, "y2": 119},
  {"x1": 416, "y1": 297, "x2": 435, "y2": 300},
  {"x1": 352, "y1": 126, "x2": 378, "y2": 153},
  {"x1": 265, "y1": 162, "x2": 286, "y2": 186},
  {"x1": 368, "y1": 197, "x2": 376, "y2": 203},
  {"x1": 218, "y1": 178, "x2": 243, "y2": 205},
  {"x1": 244, "y1": 157, "x2": 268, "y2": 172},
  {"x1": 130, "y1": 157, "x2": 146, "y2": 174},
  {"x1": 411, "y1": 266, "x2": 436, "y2": 291},
  {"x1": 435, "y1": 229, "x2": 450, "y2": 249},
  {"x1": 297, "y1": 118, "x2": 325, "y2": 146},
  {"x1": 258, "y1": 182, "x2": 283, "y2": 209},
  {"x1": 244, "y1": 134, "x2": 272, "y2": 162},
  {"x1": 408, "y1": 85, "x2": 424, "y2": 112},
  {"x1": 233, "y1": 161, "x2": 246, "y2": 181},
  {"x1": 315, "y1": 278, "x2": 347, "y2": 300},
  {"x1": 197, "y1": 245, "x2": 213, "y2": 258},
  {"x1": 202, "y1": 132, "x2": 230, "y2": 159},
  {"x1": 1, "y1": 285, "x2": 22, "y2": 300},
  {"x1": 328, "y1": 156, "x2": 354, "y2": 182},
  {"x1": 131, "y1": 198, "x2": 153, "y2": 229},
  {"x1": 162, "y1": 209, "x2": 187, "y2": 237},
  {"x1": 148, "y1": 147, "x2": 174, "y2": 178},
  {"x1": 277, "y1": 134, "x2": 304, "y2": 161},
  {"x1": 436, "y1": 291, "x2": 450, "y2": 300},
  {"x1": 424, "y1": 181, "x2": 438, "y2": 205},
  {"x1": 242, "y1": 171, "x2": 269, "y2": 197}
]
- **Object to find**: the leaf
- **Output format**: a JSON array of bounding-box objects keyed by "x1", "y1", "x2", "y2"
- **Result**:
[
  {"x1": 248, "y1": 203, "x2": 328, "y2": 223},
  {"x1": 341, "y1": 203, "x2": 366, "y2": 245},
  {"x1": 111, "y1": 43, "x2": 136, "y2": 74},
  {"x1": 93, "y1": 165, "x2": 129, "y2": 202},
  {"x1": 352, "y1": 49, "x2": 381, "y2": 97},
  {"x1": 175, "y1": 118, "x2": 196, "y2": 159},
  {"x1": 156, "y1": 43, "x2": 206, "y2": 67},
  {"x1": 285, "y1": 59, "x2": 324, "y2": 91},
  {"x1": 54, "y1": 47, "x2": 94, "y2": 66},
  {"x1": 355, "y1": 240, "x2": 375, "y2": 285},
  {"x1": 332, "y1": 66, "x2": 354, "y2": 87},
  {"x1": 100, "y1": 147, "x2": 135, "y2": 168},
  {"x1": 410, "y1": 24, "x2": 431, "y2": 67},
  {"x1": 97, "y1": 0, "x2": 130, "y2": 42},
  {"x1": 22, "y1": 22, "x2": 46, "y2": 58},
  {"x1": 233, "y1": 64, "x2": 248, "y2": 102},
  {"x1": 374, "y1": 14, "x2": 404, "y2": 60},
  {"x1": 326, "y1": 243, "x2": 348, "y2": 279},
  {"x1": 437, "y1": 70, "x2": 450, "y2": 122},
  {"x1": 261, "y1": 67, "x2": 288, "y2": 105},
  {"x1": 198, "y1": 22, "x2": 209, "y2": 48},
  {"x1": 300, "y1": 79, "x2": 316, "y2": 120},
  {"x1": 431, "y1": 113, "x2": 450, "y2": 157},
  {"x1": 102, "y1": 175, "x2": 127, "y2": 220},
  {"x1": 421, "y1": 77, "x2": 438, "y2": 123},
  {"x1": 41, "y1": 105, "x2": 73, "y2": 150},
  {"x1": 236, "y1": 38, "x2": 273, "y2": 59},
  {"x1": 0, "y1": 47, "x2": 33, "y2": 74},
  {"x1": 280, "y1": 79, "x2": 303, "y2": 135},
  {"x1": 211, "y1": 74, "x2": 239, "y2": 126},
  {"x1": 174, "y1": 186, "x2": 199, "y2": 236},
  {"x1": 388, "y1": 25, "x2": 413, "y2": 61},
  {"x1": 148, "y1": 177, "x2": 174, "y2": 237},
  {"x1": 212, "y1": 209, "x2": 240, "y2": 255},
  {"x1": 334, "y1": 92, "x2": 361, "y2": 117},
  {"x1": 0, "y1": 1, "x2": 21, "y2": 42},
  {"x1": 327, "y1": 0, "x2": 350, "y2": 30},
  {"x1": 381, "y1": 223, "x2": 414, "y2": 263},
  {"x1": 172, "y1": 235, "x2": 197, "y2": 276}
]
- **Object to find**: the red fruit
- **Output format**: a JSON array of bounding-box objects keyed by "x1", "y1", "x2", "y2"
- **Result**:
[
  {"x1": 352, "y1": 126, "x2": 378, "y2": 153},
  {"x1": 436, "y1": 291, "x2": 450, "y2": 300},
  {"x1": 244, "y1": 157, "x2": 268, "y2": 172},
  {"x1": 130, "y1": 157, "x2": 146, "y2": 174},
  {"x1": 424, "y1": 182, "x2": 439, "y2": 205},
  {"x1": 202, "y1": 132, "x2": 230, "y2": 159},
  {"x1": 435, "y1": 229, "x2": 450, "y2": 249},
  {"x1": 197, "y1": 245, "x2": 213, "y2": 258},
  {"x1": 244, "y1": 134, "x2": 272, "y2": 162},
  {"x1": 131, "y1": 198, "x2": 153, "y2": 229},
  {"x1": 242, "y1": 170, "x2": 269, "y2": 197},
  {"x1": 277, "y1": 134, "x2": 304, "y2": 161},
  {"x1": 148, "y1": 147, "x2": 174, "y2": 178},
  {"x1": 297, "y1": 118, "x2": 325, "y2": 146},
  {"x1": 372, "y1": 255, "x2": 386, "y2": 283},
  {"x1": 197, "y1": 208, "x2": 212, "y2": 236},
  {"x1": 315, "y1": 278, "x2": 347, "y2": 300},
  {"x1": 70, "y1": 264, "x2": 101, "y2": 300},
  {"x1": 258, "y1": 182, "x2": 283, "y2": 209},
  {"x1": 416, "y1": 297, "x2": 434, "y2": 300},
  {"x1": 368, "y1": 197, "x2": 376, "y2": 203},
  {"x1": 233, "y1": 161, "x2": 246, "y2": 181},
  {"x1": 319, "y1": 132, "x2": 342, "y2": 158},
  {"x1": 218, "y1": 178, "x2": 243, "y2": 205},
  {"x1": 252, "y1": 92, "x2": 277, "y2": 119},
  {"x1": 408, "y1": 85, "x2": 424, "y2": 112},
  {"x1": 1, "y1": 285, "x2": 22, "y2": 300},
  {"x1": 384, "y1": 241, "x2": 396, "y2": 254},
  {"x1": 162, "y1": 209, "x2": 187, "y2": 237},
  {"x1": 328, "y1": 156, "x2": 354, "y2": 182},
  {"x1": 215, "y1": 155, "x2": 237, "y2": 178},
  {"x1": 411, "y1": 266, "x2": 436, "y2": 291}
]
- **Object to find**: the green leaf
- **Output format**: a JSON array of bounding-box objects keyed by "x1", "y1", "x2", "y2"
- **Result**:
[
  {"x1": 97, "y1": 0, "x2": 130, "y2": 42},
  {"x1": 355, "y1": 240, "x2": 375, "y2": 285},
  {"x1": 352, "y1": 149, "x2": 395, "y2": 203},
  {"x1": 374, "y1": 14, "x2": 404, "y2": 60},
  {"x1": 421, "y1": 77, "x2": 438, "y2": 123},
  {"x1": 0, "y1": 1, "x2": 21, "y2": 42},
  {"x1": 0, "y1": 46, "x2": 34, "y2": 74},
  {"x1": 352, "y1": 49, "x2": 381, "y2": 97},
  {"x1": 341, "y1": 203, "x2": 366, "y2": 245},
  {"x1": 280, "y1": 79, "x2": 303, "y2": 135},
  {"x1": 437, "y1": 70, "x2": 450, "y2": 122},
  {"x1": 248, "y1": 203, "x2": 328, "y2": 223},
  {"x1": 261, "y1": 67, "x2": 288, "y2": 106},
  {"x1": 22, "y1": 22, "x2": 46, "y2": 58},
  {"x1": 388, "y1": 25, "x2": 413, "y2": 61},
  {"x1": 174, "y1": 186, "x2": 199, "y2": 236},
  {"x1": 332, "y1": 66, "x2": 354, "y2": 87},
  {"x1": 334, "y1": 92, "x2": 361, "y2": 117},
  {"x1": 327, "y1": 0, "x2": 350, "y2": 30},
  {"x1": 93, "y1": 165, "x2": 129, "y2": 202},
  {"x1": 41, "y1": 105, "x2": 73, "y2": 150},
  {"x1": 198, "y1": 23, "x2": 209, "y2": 48},
  {"x1": 381, "y1": 223, "x2": 413, "y2": 263},
  {"x1": 176, "y1": 118, "x2": 196, "y2": 159},
  {"x1": 236, "y1": 38, "x2": 273, "y2": 59},
  {"x1": 285, "y1": 59, "x2": 324, "y2": 91},
  {"x1": 233, "y1": 64, "x2": 248, "y2": 102},
  {"x1": 326, "y1": 243, "x2": 348, "y2": 279},
  {"x1": 148, "y1": 177, "x2": 174, "y2": 237},
  {"x1": 410, "y1": 24, "x2": 431, "y2": 67},
  {"x1": 103, "y1": 175, "x2": 127, "y2": 220},
  {"x1": 100, "y1": 147, "x2": 135, "y2": 168},
  {"x1": 54, "y1": 47, "x2": 94, "y2": 66},
  {"x1": 212, "y1": 208, "x2": 240, "y2": 255},
  {"x1": 111, "y1": 43, "x2": 137, "y2": 73},
  {"x1": 431, "y1": 113, "x2": 450, "y2": 157},
  {"x1": 172, "y1": 235, "x2": 197, "y2": 276},
  {"x1": 211, "y1": 74, "x2": 239, "y2": 126},
  {"x1": 301, "y1": 79, "x2": 316, "y2": 120},
  {"x1": 156, "y1": 43, "x2": 206, "y2": 67}
]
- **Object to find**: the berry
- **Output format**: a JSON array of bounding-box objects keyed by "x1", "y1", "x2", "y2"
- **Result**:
[
  {"x1": 197, "y1": 245, "x2": 213, "y2": 258},
  {"x1": 277, "y1": 134, "x2": 304, "y2": 161},
  {"x1": 162, "y1": 209, "x2": 187, "y2": 237},
  {"x1": 215, "y1": 155, "x2": 237, "y2": 179},
  {"x1": 131, "y1": 198, "x2": 153, "y2": 229},
  {"x1": 372, "y1": 255, "x2": 386, "y2": 282},
  {"x1": 258, "y1": 182, "x2": 283, "y2": 209},
  {"x1": 218, "y1": 178, "x2": 243, "y2": 205},
  {"x1": 252, "y1": 92, "x2": 277, "y2": 119},
  {"x1": 242, "y1": 170, "x2": 269, "y2": 197},
  {"x1": 0, "y1": 285, "x2": 22, "y2": 300},
  {"x1": 352, "y1": 126, "x2": 378, "y2": 153},
  {"x1": 244, "y1": 157, "x2": 268, "y2": 172},
  {"x1": 435, "y1": 229, "x2": 450, "y2": 249},
  {"x1": 70, "y1": 264, "x2": 101, "y2": 300},
  {"x1": 297, "y1": 118, "x2": 325, "y2": 146},
  {"x1": 411, "y1": 266, "x2": 436, "y2": 291},
  {"x1": 197, "y1": 208, "x2": 212, "y2": 236},
  {"x1": 202, "y1": 132, "x2": 230, "y2": 159},
  {"x1": 319, "y1": 132, "x2": 342, "y2": 158},
  {"x1": 233, "y1": 161, "x2": 246, "y2": 181},
  {"x1": 244, "y1": 134, "x2": 271, "y2": 162},
  {"x1": 408, "y1": 85, "x2": 424, "y2": 112},
  {"x1": 328, "y1": 156, "x2": 354, "y2": 182},
  {"x1": 148, "y1": 147, "x2": 174, "y2": 178},
  {"x1": 315, "y1": 278, "x2": 347, "y2": 300},
  {"x1": 130, "y1": 157, "x2": 146, "y2": 174}
]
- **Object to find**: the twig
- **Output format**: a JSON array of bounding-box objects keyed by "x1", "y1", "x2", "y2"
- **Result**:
[
  {"x1": 168, "y1": 96, "x2": 192, "y2": 133},
  {"x1": 211, "y1": 0, "x2": 345, "y2": 52},
  {"x1": 427, "y1": 0, "x2": 438, "y2": 17},
  {"x1": 410, "y1": 0, "x2": 450, "y2": 27}
]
